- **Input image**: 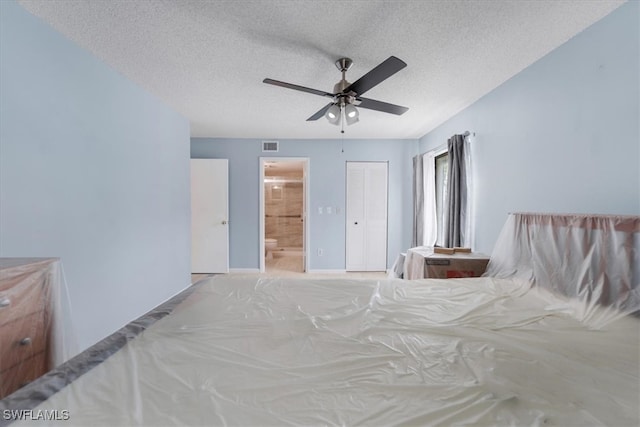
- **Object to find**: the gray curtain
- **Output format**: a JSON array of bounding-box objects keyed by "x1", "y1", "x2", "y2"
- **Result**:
[
  {"x1": 412, "y1": 155, "x2": 424, "y2": 247},
  {"x1": 444, "y1": 134, "x2": 467, "y2": 247}
]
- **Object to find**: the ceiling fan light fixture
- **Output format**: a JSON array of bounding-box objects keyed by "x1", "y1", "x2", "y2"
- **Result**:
[
  {"x1": 325, "y1": 104, "x2": 341, "y2": 125},
  {"x1": 344, "y1": 104, "x2": 359, "y2": 125},
  {"x1": 264, "y1": 56, "x2": 408, "y2": 131}
]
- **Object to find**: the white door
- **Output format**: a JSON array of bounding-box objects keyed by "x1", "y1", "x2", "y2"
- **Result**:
[
  {"x1": 301, "y1": 161, "x2": 308, "y2": 271},
  {"x1": 191, "y1": 159, "x2": 229, "y2": 273},
  {"x1": 346, "y1": 162, "x2": 388, "y2": 271}
]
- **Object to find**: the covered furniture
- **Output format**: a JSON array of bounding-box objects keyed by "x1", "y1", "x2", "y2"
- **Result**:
[
  {"x1": 403, "y1": 247, "x2": 490, "y2": 280},
  {"x1": 1, "y1": 214, "x2": 638, "y2": 426},
  {"x1": 1, "y1": 259, "x2": 56, "y2": 398}
]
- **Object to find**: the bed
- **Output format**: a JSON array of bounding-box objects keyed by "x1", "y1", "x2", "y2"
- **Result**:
[{"x1": 1, "y1": 213, "x2": 638, "y2": 426}]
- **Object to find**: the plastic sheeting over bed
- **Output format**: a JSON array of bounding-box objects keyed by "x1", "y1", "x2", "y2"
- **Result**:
[
  {"x1": 7, "y1": 274, "x2": 639, "y2": 427},
  {"x1": 2, "y1": 212, "x2": 638, "y2": 426}
]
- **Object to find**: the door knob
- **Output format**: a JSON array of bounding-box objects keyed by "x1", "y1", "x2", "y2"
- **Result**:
[
  {"x1": 354, "y1": 222, "x2": 358, "y2": 225},
  {"x1": 221, "y1": 220, "x2": 227, "y2": 225}
]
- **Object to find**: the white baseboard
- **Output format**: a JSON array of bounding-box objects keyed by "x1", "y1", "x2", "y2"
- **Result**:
[
  {"x1": 226, "y1": 268, "x2": 391, "y2": 275},
  {"x1": 306, "y1": 269, "x2": 347, "y2": 274},
  {"x1": 229, "y1": 268, "x2": 261, "y2": 274}
]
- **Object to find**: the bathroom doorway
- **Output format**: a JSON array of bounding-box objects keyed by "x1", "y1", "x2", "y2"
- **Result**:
[{"x1": 259, "y1": 158, "x2": 309, "y2": 273}]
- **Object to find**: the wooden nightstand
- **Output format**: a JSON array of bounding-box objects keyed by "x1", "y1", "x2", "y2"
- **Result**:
[
  {"x1": 0, "y1": 258, "x2": 55, "y2": 398},
  {"x1": 404, "y1": 247, "x2": 490, "y2": 280},
  {"x1": 423, "y1": 252, "x2": 490, "y2": 278}
]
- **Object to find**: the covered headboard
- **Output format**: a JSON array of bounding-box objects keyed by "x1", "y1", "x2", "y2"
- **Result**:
[{"x1": 484, "y1": 213, "x2": 639, "y2": 315}]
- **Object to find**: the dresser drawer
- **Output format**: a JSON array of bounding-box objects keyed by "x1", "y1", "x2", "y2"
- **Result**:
[
  {"x1": 0, "y1": 276, "x2": 48, "y2": 327},
  {"x1": 0, "y1": 311, "x2": 48, "y2": 373},
  {"x1": 0, "y1": 352, "x2": 47, "y2": 398}
]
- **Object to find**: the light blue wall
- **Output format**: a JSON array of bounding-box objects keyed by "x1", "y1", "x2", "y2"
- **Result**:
[
  {"x1": 191, "y1": 138, "x2": 418, "y2": 270},
  {"x1": 419, "y1": 1, "x2": 639, "y2": 255},
  {"x1": 0, "y1": 1, "x2": 191, "y2": 352}
]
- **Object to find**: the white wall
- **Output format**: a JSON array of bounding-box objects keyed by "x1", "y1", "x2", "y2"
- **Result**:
[
  {"x1": 419, "y1": 1, "x2": 639, "y2": 255},
  {"x1": 0, "y1": 1, "x2": 192, "y2": 353}
]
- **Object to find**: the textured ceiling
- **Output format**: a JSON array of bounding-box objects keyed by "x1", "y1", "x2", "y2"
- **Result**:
[{"x1": 19, "y1": 0, "x2": 625, "y2": 139}]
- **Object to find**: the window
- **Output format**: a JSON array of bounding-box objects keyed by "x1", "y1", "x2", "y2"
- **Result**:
[
  {"x1": 416, "y1": 135, "x2": 470, "y2": 249},
  {"x1": 434, "y1": 152, "x2": 449, "y2": 246}
]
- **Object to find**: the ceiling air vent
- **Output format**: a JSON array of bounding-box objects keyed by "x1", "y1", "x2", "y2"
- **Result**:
[{"x1": 262, "y1": 140, "x2": 279, "y2": 152}]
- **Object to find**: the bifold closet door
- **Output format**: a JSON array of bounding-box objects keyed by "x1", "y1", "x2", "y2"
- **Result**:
[
  {"x1": 346, "y1": 162, "x2": 388, "y2": 271},
  {"x1": 191, "y1": 158, "x2": 229, "y2": 273}
]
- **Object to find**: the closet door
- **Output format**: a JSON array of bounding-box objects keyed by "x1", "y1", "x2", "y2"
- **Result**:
[
  {"x1": 346, "y1": 162, "x2": 388, "y2": 271},
  {"x1": 191, "y1": 159, "x2": 229, "y2": 273}
]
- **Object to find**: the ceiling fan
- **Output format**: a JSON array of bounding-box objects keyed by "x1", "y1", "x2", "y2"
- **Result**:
[{"x1": 263, "y1": 56, "x2": 409, "y2": 132}]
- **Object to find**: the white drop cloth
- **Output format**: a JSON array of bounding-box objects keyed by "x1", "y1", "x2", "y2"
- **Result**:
[{"x1": 14, "y1": 275, "x2": 639, "y2": 426}]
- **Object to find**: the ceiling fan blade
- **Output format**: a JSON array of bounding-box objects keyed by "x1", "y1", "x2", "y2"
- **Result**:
[
  {"x1": 344, "y1": 56, "x2": 407, "y2": 96},
  {"x1": 306, "y1": 103, "x2": 334, "y2": 121},
  {"x1": 356, "y1": 97, "x2": 409, "y2": 115},
  {"x1": 263, "y1": 78, "x2": 334, "y2": 98}
]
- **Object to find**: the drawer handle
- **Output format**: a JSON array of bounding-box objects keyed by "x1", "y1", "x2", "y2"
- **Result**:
[
  {"x1": 19, "y1": 337, "x2": 32, "y2": 346},
  {"x1": 0, "y1": 297, "x2": 10, "y2": 308}
]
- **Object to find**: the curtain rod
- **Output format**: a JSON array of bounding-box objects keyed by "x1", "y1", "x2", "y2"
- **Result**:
[{"x1": 416, "y1": 131, "x2": 475, "y2": 158}]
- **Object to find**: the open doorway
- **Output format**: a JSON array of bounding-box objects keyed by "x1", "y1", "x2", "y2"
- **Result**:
[{"x1": 259, "y1": 158, "x2": 309, "y2": 273}]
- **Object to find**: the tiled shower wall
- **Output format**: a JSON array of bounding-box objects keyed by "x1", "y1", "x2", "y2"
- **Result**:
[{"x1": 265, "y1": 171, "x2": 304, "y2": 248}]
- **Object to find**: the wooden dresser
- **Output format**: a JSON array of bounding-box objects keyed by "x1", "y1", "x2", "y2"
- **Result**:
[{"x1": 0, "y1": 258, "x2": 56, "y2": 398}]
